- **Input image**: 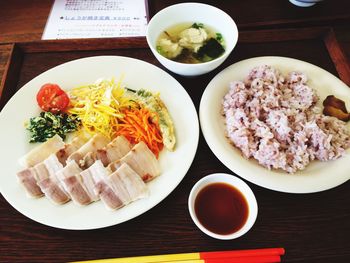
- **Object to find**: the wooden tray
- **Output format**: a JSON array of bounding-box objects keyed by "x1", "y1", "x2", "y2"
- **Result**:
[
  {"x1": 1, "y1": 27, "x2": 350, "y2": 263},
  {"x1": 0, "y1": 27, "x2": 349, "y2": 111}
]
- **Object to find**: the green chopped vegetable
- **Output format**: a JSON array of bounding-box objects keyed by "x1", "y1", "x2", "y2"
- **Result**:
[
  {"x1": 216, "y1": 33, "x2": 223, "y2": 42},
  {"x1": 26, "y1": 112, "x2": 81, "y2": 143},
  {"x1": 191, "y1": 23, "x2": 204, "y2": 29},
  {"x1": 136, "y1": 89, "x2": 153, "y2": 98},
  {"x1": 156, "y1": 45, "x2": 164, "y2": 56}
]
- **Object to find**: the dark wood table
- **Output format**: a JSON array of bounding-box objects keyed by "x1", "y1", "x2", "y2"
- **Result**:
[{"x1": 0, "y1": 1, "x2": 350, "y2": 263}]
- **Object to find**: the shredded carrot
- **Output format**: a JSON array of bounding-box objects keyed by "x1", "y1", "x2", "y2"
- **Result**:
[
  {"x1": 67, "y1": 78, "x2": 138, "y2": 139},
  {"x1": 115, "y1": 108, "x2": 164, "y2": 158}
]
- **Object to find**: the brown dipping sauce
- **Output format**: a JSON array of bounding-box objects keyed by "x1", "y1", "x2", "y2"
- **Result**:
[{"x1": 194, "y1": 182, "x2": 249, "y2": 235}]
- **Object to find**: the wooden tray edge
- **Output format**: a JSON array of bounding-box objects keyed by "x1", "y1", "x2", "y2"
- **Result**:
[{"x1": 0, "y1": 43, "x2": 23, "y2": 110}]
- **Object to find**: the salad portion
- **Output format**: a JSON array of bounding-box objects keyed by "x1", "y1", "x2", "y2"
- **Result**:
[
  {"x1": 18, "y1": 77, "x2": 176, "y2": 211},
  {"x1": 27, "y1": 78, "x2": 176, "y2": 157}
]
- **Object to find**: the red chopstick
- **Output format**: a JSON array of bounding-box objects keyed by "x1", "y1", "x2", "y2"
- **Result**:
[
  {"x1": 203, "y1": 255, "x2": 281, "y2": 263},
  {"x1": 200, "y1": 248, "x2": 285, "y2": 259},
  {"x1": 71, "y1": 248, "x2": 285, "y2": 263}
]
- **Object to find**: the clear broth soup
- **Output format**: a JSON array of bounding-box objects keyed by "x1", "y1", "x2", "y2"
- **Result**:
[{"x1": 156, "y1": 22, "x2": 225, "y2": 64}]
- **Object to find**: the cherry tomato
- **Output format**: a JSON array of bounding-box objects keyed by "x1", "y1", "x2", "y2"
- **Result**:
[{"x1": 36, "y1": 83, "x2": 70, "y2": 113}]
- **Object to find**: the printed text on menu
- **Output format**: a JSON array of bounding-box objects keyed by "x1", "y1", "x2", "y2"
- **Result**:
[{"x1": 42, "y1": 0, "x2": 148, "y2": 39}]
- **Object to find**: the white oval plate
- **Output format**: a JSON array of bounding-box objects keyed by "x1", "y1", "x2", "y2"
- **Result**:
[
  {"x1": 199, "y1": 56, "x2": 350, "y2": 193},
  {"x1": 0, "y1": 56, "x2": 199, "y2": 229}
]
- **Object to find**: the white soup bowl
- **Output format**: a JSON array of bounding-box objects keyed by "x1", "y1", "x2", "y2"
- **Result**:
[{"x1": 146, "y1": 3, "x2": 238, "y2": 76}]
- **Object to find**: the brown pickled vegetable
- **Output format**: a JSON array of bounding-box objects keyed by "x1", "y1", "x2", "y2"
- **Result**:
[{"x1": 323, "y1": 95, "x2": 350, "y2": 121}]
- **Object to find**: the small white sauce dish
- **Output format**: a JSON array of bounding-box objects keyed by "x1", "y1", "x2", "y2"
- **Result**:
[
  {"x1": 146, "y1": 3, "x2": 238, "y2": 76},
  {"x1": 188, "y1": 173, "x2": 258, "y2": 240},
  {"x1": 289, "y1": 0, "x2": 323, "y2": 7}
]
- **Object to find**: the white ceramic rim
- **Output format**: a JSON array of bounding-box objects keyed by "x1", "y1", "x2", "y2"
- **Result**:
[
  {"x1": 188, "y1": 173, "x2": 258, "y2": 240},
  {"x1": 289, "y1": 0, "x2": 317, "y2": 7}
]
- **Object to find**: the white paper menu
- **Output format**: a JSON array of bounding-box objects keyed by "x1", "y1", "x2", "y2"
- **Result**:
[{"x1": 42, "y1": 0, "x2": 149, "y2": 39}]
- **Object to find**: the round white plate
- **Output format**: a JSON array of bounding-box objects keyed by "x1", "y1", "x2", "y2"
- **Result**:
[
  {"x1": 0, "y1": 56, "x2": 199, "y2": 229},
  {"x1": 199, "y1": 56, "x2": 350, "y2": 193}
]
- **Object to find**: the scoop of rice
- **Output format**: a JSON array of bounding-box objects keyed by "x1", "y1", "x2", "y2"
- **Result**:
[{"x1": 222, "y1": 65, "x2": 350, "y2": 173}]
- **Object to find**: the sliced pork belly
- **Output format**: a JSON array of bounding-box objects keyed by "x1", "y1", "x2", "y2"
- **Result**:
[
  {"x1": 16, "y1": 168, "x2": 43, "y2": 198},
  {"x1": 110, "y1": 163, "x2": 149, "y2": 203},
  {"x1": 82, "y1": 136, "x2": 132, "y2": 167},
  {"x1": 56, "y1": 161, "x2": 92, "y2": 205},
  {"x1": 62, "y1": 176, "x2": 92, "y2": 205},
  {"x1": 94, "y1": 180, "x2": 124, "y2": 210},
  {"x1": 18, "y1": 134, "x2": 65, "y2": 168},
  {"x1": 67, "y1": 134, "x2": 109, "y2": 168},
  {"x1": 33, "y1": 162, "x2": 51, "y2": 181},
  {"x1": 56, "y1": 134, "x2": 88, "y2": 164},
  {"x1": 107, "y1": 160, "x2": 122, "y2": 173},
  {"x1": 83, "y1": 160, "x2": 127, "y2": 210},
  {"x1": 106, "y1": 173, "x2": 131, "y2": 205},
  {"x1": 16, "y1": 157, "x2": 70, "y2": 204},
  {"x1": 44, "y1": 154, "x2": 64, "y2": 176},
  {"x1": 81, "y1": 152, "x2": 96, "y2": 169},
  {"x1": 36, "y1": 156, "x2": 70, "y2": 205},
  {"x1": 56, "y1": 160, "x2": 82, "y2": 178},
  {"x1": 120, "y1": 141, "x2": 160, "y2": 182},
  {"x1": 80, "y1": 161, "x2": 103, "y2": 202},
  {"x1": 37, "y1": 177, "x2": 70, "y2": 205},
  {"x1": 97, "y1": 136, "x2": 132, "y2": 166}
]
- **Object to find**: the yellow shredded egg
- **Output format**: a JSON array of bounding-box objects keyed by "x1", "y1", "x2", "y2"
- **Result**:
[{"x1": 67, "y1": 77, "x2": 138, "y2": 139}]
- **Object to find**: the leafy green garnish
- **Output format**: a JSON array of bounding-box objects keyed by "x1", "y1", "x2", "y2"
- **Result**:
[
  {"x1": 136, "y1": 89, "x2": 153, "y2": 98},
  {"x1": 26, "y1": 112, "x2": 81, "y2": 143},
  {"x1": 191, "y1": 23, "x2": 204, "y2": 29},
  {"x1": 216, "y1": 33, "x2": 223, "y2": 42},
  {"x1": 156, "y1": 45, "x2": 165, "y2": 56}
]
